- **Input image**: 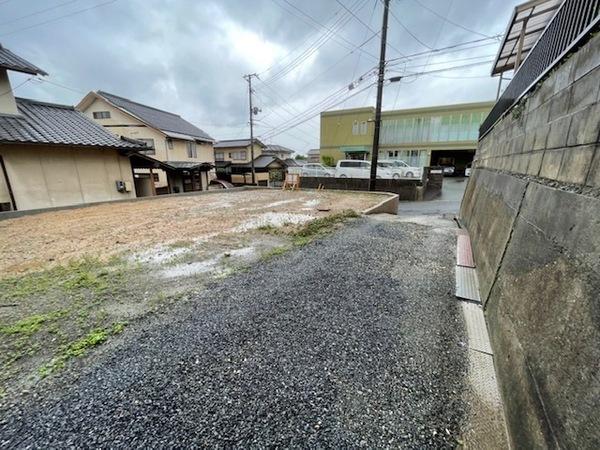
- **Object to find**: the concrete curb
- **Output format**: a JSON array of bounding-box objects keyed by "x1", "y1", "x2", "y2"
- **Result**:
[{"x1": 361, "y1": 192, "x2": 400, "y2": 215}]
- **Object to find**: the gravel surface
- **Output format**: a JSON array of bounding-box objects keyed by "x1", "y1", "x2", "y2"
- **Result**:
[{"x1": 0, "y1": 217, "x2": 467, "y2": 448}]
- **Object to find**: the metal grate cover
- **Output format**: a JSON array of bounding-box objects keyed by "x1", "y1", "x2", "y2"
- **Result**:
[
  {"x1": 461, "y1": 302, "x2": 492, "y2": 355},
  {"x1": 457, "y1": 234, "x2": 475, "y2": 268},
  {"x1": 455, "y1": 266, "x2": 481, "y2": 303}
]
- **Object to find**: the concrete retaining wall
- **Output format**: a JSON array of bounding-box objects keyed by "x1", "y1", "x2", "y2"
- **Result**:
[{"x1": 460, "y1": 31, "x2": 600, "y2": 448}]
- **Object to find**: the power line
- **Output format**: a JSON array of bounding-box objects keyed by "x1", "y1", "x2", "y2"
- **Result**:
[
  {"x1": 0, "y1": 0, "x2": 118, "y2": 37},
  {"x1": 259, "y1": 82, "x2": 377, "y2": 141},
  {"x1": 258, "y1": 76, "x2": 376, "y2": 140},
  {"x1": 334, "y1": 0, "x2": 405, "y2": 57},
  {"x1": 255, "y1": 79, "x2": 321, "y2": 134},
  {"x1": 0, "y1": 77, "x2": 33, "y2": 97},
  {"x1": 0, "y1": 0, "x2": 80, "y2": 26},
  {"x1": 409, "y1": 0, "x2": 496, "y2": 40},
  {"x1": 398, "y1": 60, "x2": 494, "y2": 77},
  {"x1": 258, "y1": 0, "x2": 362, "y2": 77},
  {"x1": 262, "y1": 2, "x2": 356, "y2": 84},
  {"x1": 35, "y1": 77, "x2": 87, "y2": 94},
  {"x1": 387, "y1": 2, "x2": 432, "y2": 49},
  {"x1": 386, "y1": 35, "x2": 501, "y2": 64},
  {"x1": 390, "y1": 53, "x2": 496, "y2": 71},
  {"x1": 280, "y1": 0, "x2": 379, "y2": 60},
  {"x1": 258, "y1": 67, "x2": 378, "y2": 139},
  {"x1": 264, "y1": 0, "x2": 374, "y2": 85}
]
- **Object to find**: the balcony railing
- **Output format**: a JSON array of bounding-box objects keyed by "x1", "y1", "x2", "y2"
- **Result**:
[{"x1": 480, "y1": 0, "x2": 600, "y2": 138}]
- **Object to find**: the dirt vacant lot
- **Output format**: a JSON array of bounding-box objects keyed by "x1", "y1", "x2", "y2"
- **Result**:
[{"x1": 0, "y1": 189, "x2": 383, "y2": 401}]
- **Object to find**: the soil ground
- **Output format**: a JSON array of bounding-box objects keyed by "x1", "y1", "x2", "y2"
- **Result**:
[
  {"x1": 0, "y1": 189, "x2": 379, "y2": 277},
  {"x1": 0, "y1": 189, "x2": 381, "y2": 402}
]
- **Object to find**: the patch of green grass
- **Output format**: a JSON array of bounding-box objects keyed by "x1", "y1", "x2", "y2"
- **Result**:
[
  {"x1": 260, "y1": 246, "x2": 291, "y2": 261},
  {"x1": 0, "y1": 258, "x2": 123, "y2": 301},
  {"x1": 167, "y1": 240, "x2": 194, "y2": 249},
  {"x1": 0, "y1": 257, "x2": 131, "y2": 304},
  {"x1": 257, "y1": 224, "x2": 280, "y2": 234},
  {"x1": 0, "y1": 311, "x2": 65, "y2": 336},
  {"x1": 38, "y1": 322, "x2": 127, "y2": 378},
  {"x1": 290, "y1": 209, "x2": 360, "y2": 246}
]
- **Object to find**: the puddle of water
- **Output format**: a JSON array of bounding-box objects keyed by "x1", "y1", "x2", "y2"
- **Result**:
[
  {"x1": 303, "y1": 199, "x2": 320, "y2": 208},
  {"x1": 160, "y1": 246, "x2": 256, "y2": 279},
  {"x1": 233, "y1": 212, "x2": 314, "y2": 232},
  {"x1": 239, "y1": 199, "x2": 302, "y2": 212},
  {"x1": 161, "y1": 259, "x2": 219, "y2": 278},
  {"x1": 132, "y1": 246, "x2": 190, "y2": 265}
]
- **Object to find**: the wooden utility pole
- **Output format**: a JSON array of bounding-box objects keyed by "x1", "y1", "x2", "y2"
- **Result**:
[
  {"x1": 369, "y1": 0, "x2": 390, "y2": 191},
  {"x1": 244, "y1": 73, "x2": 258, "y2": 185}
]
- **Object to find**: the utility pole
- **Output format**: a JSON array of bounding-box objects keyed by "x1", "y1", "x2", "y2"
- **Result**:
[
  {"x1": 369, "y1": 0, "x2": 390, "y2": 191},
  {"x1": 244, "y1": 73, "x2": 258, "y2": 185}
]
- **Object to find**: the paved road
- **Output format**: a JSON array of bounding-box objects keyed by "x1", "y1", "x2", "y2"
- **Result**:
[
  {"x1": 1, "y1": 218, "x2": 467, "y2": 448},
  {"x1": 399, "y1": 177, "x2": 468, "y2": 217}
]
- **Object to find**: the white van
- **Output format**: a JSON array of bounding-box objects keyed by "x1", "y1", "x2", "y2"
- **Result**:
[{"x1": 335, "y1": 160, "x2": 392, "y2": 179}]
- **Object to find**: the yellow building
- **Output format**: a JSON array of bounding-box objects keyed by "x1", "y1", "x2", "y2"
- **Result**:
[
  {"x1": 320, "y1": 101, "x2": 494, "y2": 175},
  {"x1": 0, "y1": 45, "x2": 147, "y2": 212},
  {"x1": 77, "y1": 91, "x2": 215, "y2": 193}
]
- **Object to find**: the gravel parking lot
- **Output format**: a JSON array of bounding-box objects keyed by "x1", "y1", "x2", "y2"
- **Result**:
[{"x1": 1, "y1": 216, "x2": 467, "y2": 448}]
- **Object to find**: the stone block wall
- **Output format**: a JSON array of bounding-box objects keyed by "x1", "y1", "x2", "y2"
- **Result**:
[{"x1": 460, "y1": 31, "x2": 600, "y2": 449}]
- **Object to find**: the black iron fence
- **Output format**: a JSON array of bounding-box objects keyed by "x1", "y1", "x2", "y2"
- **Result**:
[{"x1": 480, "y1": 0, "x2": 600, "y2": 138}]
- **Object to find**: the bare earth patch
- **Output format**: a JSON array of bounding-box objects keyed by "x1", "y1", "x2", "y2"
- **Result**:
[
  {"x1": 0, "y1": 189, "x2": 379, "y2": 277},
  {"x1": 0, "y1": 189, "x2": 382, "y2": 401}
]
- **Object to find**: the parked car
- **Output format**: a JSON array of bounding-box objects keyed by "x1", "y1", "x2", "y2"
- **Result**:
[
  {"x1": 465, "y1": 163, "x2": 472, "y2": 177},
  {"x1": 300, "y1": 163, "x2": 335, "y2": 177},
  {"x1": 335, "y1": 160, "x2": 391, "y2": 179},
  {"x1": 442, "y1": 165, "x2": 455, "y2": 176},
  {"x1": 377, "y1": 160, "x2": 422, "y2": 179}
]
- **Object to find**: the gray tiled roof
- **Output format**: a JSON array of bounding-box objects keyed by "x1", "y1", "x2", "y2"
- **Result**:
[
  {"x1": 284, "y1": 158, "x2": 300, "y2": 167},
  {"x1": 214, "y1": 138, "x2": 265, "y2": 149},
  {"x1": 165, "y1": 161, "x2": 213, "y2": 170},
  {"x1": 264, "y1": 144, "x2": 294, "y2": 154},
  {"x1": 97, "y1": 91, "x2": 214, "y2": 142},
  {"x1": 0, "y1": 44, "x2": 48, "y2": 76},
  {"x1": 0, "y1": 98, "x2": 145, "y2": 149},
  {"x1": 238, "y1": 155, "x2": 283, "y2": 169}
]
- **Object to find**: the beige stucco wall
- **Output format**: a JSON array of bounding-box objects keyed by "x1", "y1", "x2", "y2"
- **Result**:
[
  {"x1": 80, "y1": 96, "x2": 215, "y2": 188},
  {"x1": 231, "y1": 172, "x2": 270, "y2": 184},
  {"x1": 0, "y1": 70, "x2": 19, "y2": 115},
  {"x1": 0, "y1": 144, "x2": 135, "y2": 211},
  {"x1": 215, "y1": 144, "x2": 263, "y2": 163}
]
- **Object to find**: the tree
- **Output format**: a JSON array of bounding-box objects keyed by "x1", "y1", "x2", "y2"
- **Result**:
[{"x1": 295, "y1": 154, "x2": 307, "y2": 160}]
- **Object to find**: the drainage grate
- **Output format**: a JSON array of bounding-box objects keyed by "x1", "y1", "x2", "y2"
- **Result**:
[
  {"x1": 457, "y1": 234, "x2": 475, "y2": 268},
  {"x1": 461, "y1": 302, "x2": 492, "y2": 355},
  {"x1": 455, "y1": 266, "x2": 481, "y2": 303}
]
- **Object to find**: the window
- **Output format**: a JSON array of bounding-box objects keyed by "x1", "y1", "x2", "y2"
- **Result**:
[
  {"x1": 166, "y1": 138, "x2": 174, "y2": 149},
  {"x1": 93, "y1": 111, "x2": 111, "y2": 119},
  {"x1": 215, "y1": 152, "x2": 224, "y2": 161},
  {"x1": 229, "y1": 151, "x2": 247, "y2": 160},
  {"x1": 359, "y1": 121, "x2": 367, "y2": 135},
  {"x1": 187, "y1": 141, "x2": 197, "y2": 158},
  {"x1": 152, "y1": 173, "x2": 159, "y2": 182},
  {"x1": 352, "y1": 120, "x2": 368, "y2": 135},
  {"x1": 137, "y1": 138, "x2": 155, "y2": 155}
]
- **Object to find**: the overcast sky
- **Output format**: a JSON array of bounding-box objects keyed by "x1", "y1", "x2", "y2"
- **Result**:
[{"x1": 2, "y1": 0, "x2": 522, "y2": 154}]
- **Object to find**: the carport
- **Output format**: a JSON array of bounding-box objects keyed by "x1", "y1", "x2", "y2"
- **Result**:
[
  {"x1": 430, "y1": 150, "x2": 475, "y2": 176},
  {"x1": 128, "y1": 153, "x2": 213, "y2": 196}
]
